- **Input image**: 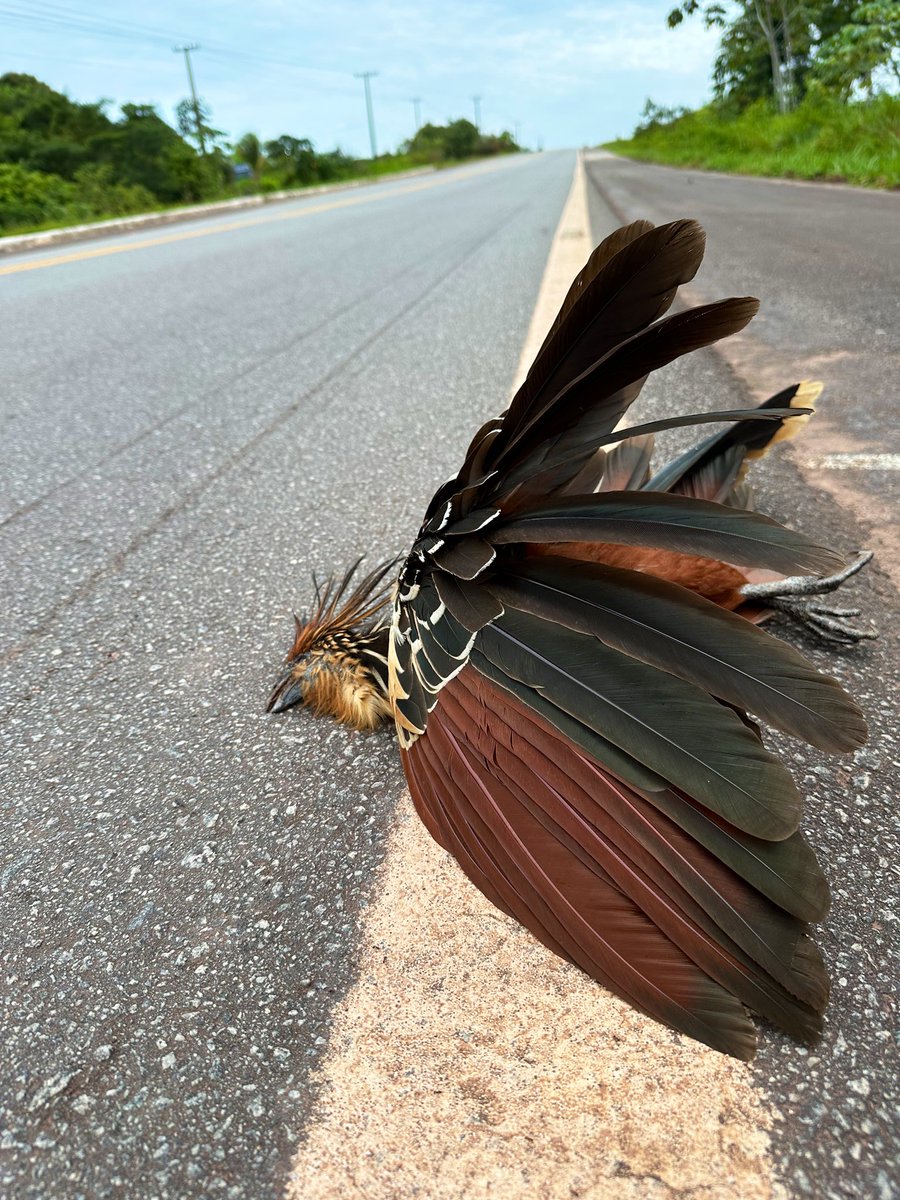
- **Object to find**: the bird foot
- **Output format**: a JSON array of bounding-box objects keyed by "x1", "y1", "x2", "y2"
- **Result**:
[{"x1": 740, "y1": 552, "x2": 877, "y2": 645}]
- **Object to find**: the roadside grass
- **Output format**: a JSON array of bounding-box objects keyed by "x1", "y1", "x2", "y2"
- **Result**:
[
  {"x1": 0, "y1": 154, "x2": 430, "y2": 239},
  {"x1": 0, "y1": 151, "x2": 522, "y2": 240},
  {"x1": 605, "y1": 94, "x2": 900, "y2": 189}
]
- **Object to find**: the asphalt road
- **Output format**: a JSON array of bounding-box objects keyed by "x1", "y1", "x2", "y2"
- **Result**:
[
  {"x1": 585, "y1": 152, "x2": 899, "y2": 1200},
  {"x1": 1, "y1": 150, "x2": 897, "y2": 1199},
  {"x1": 0, "y1": 152, "x2": 575, "y2": 1197}
]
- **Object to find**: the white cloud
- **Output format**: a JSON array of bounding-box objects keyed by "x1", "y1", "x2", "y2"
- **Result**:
[{"x1": 5, "y1": 0, "x2": 720, "y2": 150}]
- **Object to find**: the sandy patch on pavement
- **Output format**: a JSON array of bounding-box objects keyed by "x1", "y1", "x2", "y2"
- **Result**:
[{"x1": 285, "y1": 804, "x2": 784, "y2": 1200}]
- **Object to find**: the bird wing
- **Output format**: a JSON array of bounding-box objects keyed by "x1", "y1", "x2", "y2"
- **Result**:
[{"x1": 388, "y1": 219, "x2": 866, "y2": 1056}]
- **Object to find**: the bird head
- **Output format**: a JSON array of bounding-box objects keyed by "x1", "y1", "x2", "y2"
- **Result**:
[{"x1": 266, "y1": 558, "x2": 396, "y2": 730}]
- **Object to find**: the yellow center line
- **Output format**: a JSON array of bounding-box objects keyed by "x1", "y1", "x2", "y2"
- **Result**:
[{"x1": 0, "y1": 159, "x2": 516, "y2": 277}]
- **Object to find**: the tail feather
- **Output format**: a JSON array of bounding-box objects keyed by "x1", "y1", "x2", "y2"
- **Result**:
[
  {"x1": 597, "y1": 434, "x2": 656, "y2": 491},
  {"x1": 496, "y1": 299, "x2": 761, "y2": 493},
  {"x1": 499, "y1": 220, "x2": 706, "y2": 458},
  {"x1": 646, "y1": 381, "x2": 822, "y2": 503}
]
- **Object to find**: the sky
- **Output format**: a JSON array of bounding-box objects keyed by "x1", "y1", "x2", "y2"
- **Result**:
[{"x1": 3, "y1": 0, "x2": 723, "y2": 154}]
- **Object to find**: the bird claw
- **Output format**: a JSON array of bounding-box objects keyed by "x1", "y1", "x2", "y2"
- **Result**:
[{"x1": 741, "y1": 552, "x2": 877, "y2": 645}]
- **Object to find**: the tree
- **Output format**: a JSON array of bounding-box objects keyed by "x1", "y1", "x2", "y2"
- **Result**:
[
  {"x1": 0, "y1": 73, "x2": 234, "y2": 225},
  {"x1": 442, "y1": 118, "x2": 481, "y2": 159},
  {"x1": 0, "y1": 72, "x2": 111, "y2": 175},
  {"x1": 263, "y1": 134, "x2": 318, "y2": 184},
  {"x1": 175, "y1": 96, "x2": 224, "y2": 154},
  {"x1": 0, "y1": 160, "x2": 74, "y2": 229},
  {"x1": 477, "y1": 130, "x2": 521, "y2": 154},
  {"x1": 812, "y1": 0, "x2": 900, "y2": 94},
  {"x1": 87, "y1": 103, "x2": 219, "y2": 201},
  {"x1": 234, "y1": 131, "x2": 264, "y2": 175},
  {"x1": 666, "y1": 0, "x2": 895, "y2": 109},
  {"x1": 405, "y1": 118, "x2": 520, "y2": 163},
  {"x1": 668, "y1": 0, "x2": 802, "y2": 110},
  {"x1": 712, "y1": 6, "x2": 784, "y2": 105}
]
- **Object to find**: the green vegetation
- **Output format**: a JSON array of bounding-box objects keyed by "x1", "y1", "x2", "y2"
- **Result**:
[
  {"x1": 405, "y1": 118, "x2": 519, "y2": 162},
  {"x1": 0, "y1": 74, "x2": 521, "y2": 236},
  {"x1": 607, "y1": 0, "x2": 899, "y2": 187},
  {"x1": 607, "y1": 93, "x2": 900, "y2": 187}
]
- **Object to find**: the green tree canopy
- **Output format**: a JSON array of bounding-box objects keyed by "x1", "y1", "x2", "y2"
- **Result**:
[
  {"x1": 666, "y1": 0, "x2": 898, "y2": 108},
  {"x1": 813, "y1": 0, "x2": 900, "y2": 94},
  {"x1": 406, "y1": 118, "x2": 520, "y2": 161},
  {"x1": 234, "y1": 131, "x2": 264, "y2": 173},
  {"x1": 0, "y1": 74, "x2": 214, "y2": 200},
  {"x1": 263, "y1": 134, "x2": 318, "y2": 184}
]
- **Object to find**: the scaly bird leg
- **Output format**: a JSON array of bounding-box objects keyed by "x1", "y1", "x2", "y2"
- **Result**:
[{"x1": 740, "y1": 551, "x2": 877, "y2": 644}]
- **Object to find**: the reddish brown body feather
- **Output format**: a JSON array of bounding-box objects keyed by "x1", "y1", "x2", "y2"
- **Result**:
[
  {"x1": 401, "y1": 668, "x2": 827, "y2": 1058},
  {"x1": 531, "y1": 542, "x2": 750, "y2": 610}
]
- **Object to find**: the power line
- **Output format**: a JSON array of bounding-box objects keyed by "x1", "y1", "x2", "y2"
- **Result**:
[
  {"x1": 0, "y1": 2, "x2": 185, "y2": 50},
  {"x1": 354, "y1": 71, "x2": 379, "y2": 159},
  {"x1": 0, "y1": 1, "x2": 353, "y2": 82}
]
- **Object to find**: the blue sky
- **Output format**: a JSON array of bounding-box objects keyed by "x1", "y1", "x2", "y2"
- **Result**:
[{"x1": 4, "y1": 1, "x2": 721, "y2": 154}]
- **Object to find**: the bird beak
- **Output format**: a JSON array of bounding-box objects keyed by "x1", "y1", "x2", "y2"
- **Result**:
[{"x1": 267, "y1": 668, "x2": 304, "y2": 714}]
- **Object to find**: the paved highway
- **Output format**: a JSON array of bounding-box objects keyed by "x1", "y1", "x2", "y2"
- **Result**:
[
  {"x1": 0, "y1": 152, "x2": 574, "y2": 1197},
  {"x1": 585, "y1": 152, "x2": 899, "y2": 1200},
  {"x1": 1, "y1": 151, "x2": 896, "y2": 1198}
]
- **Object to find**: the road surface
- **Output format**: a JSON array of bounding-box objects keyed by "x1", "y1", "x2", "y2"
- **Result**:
[
  {"x1": 0, "y1": 152, "x2": 573, "y2": 1197},
  {"x1": 585, "y1": 152, "x2": 899, "y2": 1200},
  {"x1": 0, "y1": 150, "x2": 896, "y2": 1198}
]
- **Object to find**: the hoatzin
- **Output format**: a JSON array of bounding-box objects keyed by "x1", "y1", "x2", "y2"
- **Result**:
[{"x1": 268, "y1": 219, "x2": 874, "y2": 1060}]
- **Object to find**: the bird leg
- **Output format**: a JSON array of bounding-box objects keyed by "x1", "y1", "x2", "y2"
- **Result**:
[{"x1": 740, "y1": 551, "x2": 876, "y2": 644}]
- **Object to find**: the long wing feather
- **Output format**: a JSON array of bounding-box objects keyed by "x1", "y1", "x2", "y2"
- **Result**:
[
  {"x1": 488, "y1": 559, "x2": 865, "y2": 752},
  {"x1": 477, "y1": 609, "x2": 804, "y2": 840},
  {"x1": 500, "y1": 220, "x2": 706, "y2": 447},
  {"x1": 495, "y1": 299, "x2": 761, "y2": 488}
]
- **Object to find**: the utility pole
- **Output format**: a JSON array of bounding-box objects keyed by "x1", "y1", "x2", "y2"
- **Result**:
[
  {"x1": 173, "y1": 43, "x2": 206, "y2": 154},
  {"x1": 354, "y1": 71, "x2": 379, "y2": 159},
  {"x1": 514, "y1": 120, "x2": 521, "y2": 146},
  {"x1": 472, "y1": 95, "x2": 482, "y2": 129},
  {"x1": 411, "y1": 96, "x2": 422, "y2": 132}
]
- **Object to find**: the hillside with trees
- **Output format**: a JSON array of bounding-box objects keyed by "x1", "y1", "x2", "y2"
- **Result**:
[
  {"x1": 0, "y1": 74, "x2": 521, "y2": 236},
  {"x1": 606, "y1": 0, "x2": 899, "y2": 186}
]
